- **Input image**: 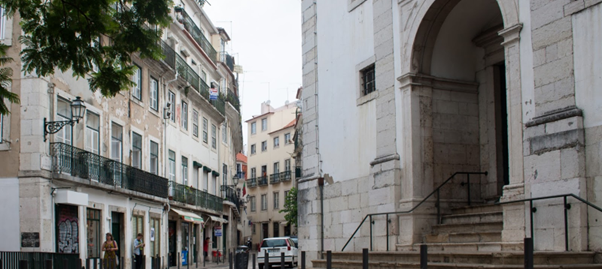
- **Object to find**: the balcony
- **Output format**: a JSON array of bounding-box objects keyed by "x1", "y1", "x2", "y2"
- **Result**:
[
  {"x1": 248, "y1": 178, "x2": 257, "y2": 188},
  {"x1": 223, "y1": 187, "x2": 241, "y2": 212},
  {"x1": 220, "y1": 52, "x2": 235, "y2": 71},
  {"x1": 51, "y1": 142, "x2": 169, "y2": 198},
  {"x1": 226, "y1": 90, "x2": 240, "y2": 112},
  {"x1": 171, "y1": 181, "x2": 223, "y2": 212},
  {"x1": 281, "y1": 170, "x2": 292, "y2": 182},
  {"x1": 269, "y1": 173, "x2": 281, "y2": 184},
  {"x1": 176, "y1": 8, "x2": 218, "y2": 63},
  {"x1": 257, "y1": 176, "x2": 268, "y2": 186},
  {"x1": 161, "y1": 41, "x2": 225, "y2": 115}
]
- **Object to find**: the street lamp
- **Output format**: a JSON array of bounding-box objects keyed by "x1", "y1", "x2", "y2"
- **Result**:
[{"x1": 44, "y1": 96, "x2": 86, "y2": 141}]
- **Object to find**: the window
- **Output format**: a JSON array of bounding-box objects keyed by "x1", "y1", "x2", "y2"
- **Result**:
[
  {"x1": 284, "y1": 133, "x2": 291, "y2": 145},
  {"x1": 250, "y1": 196, "x2": 256, "y2": 212},
  {"x1": 273, "y1": 192, "x2": 280, "y2": 209},
  {"x1": 150, "y1": 217, "x2": 161, "y2": 256},
  {"x1": 86, "y1": 209, "x2": 101, "y2": 258},
  {"x1": 273, "y1": 136, "x2": 280, "y2": 148},
  {"x1": 261, "y1": 141, "x2": 267, "y2": 152},
  {"x1": 111, "y1": 123, "x2": 123, "y2": 162},
  {"x1": 192, "y1": 110, "x2": 199, "y2": 137},
  {"x1": 150, "y1": 77, "x2": 158, "y2": 111},
  {"x1": 222, "y1": 123, "x2": 227, "y2": 143},
  {"x1": 132, "y1": 65, "x2": 142, "y2": 100},
  {"x1": 252, "y1": 223, "x2": 256, "y2": 235},
  {"x1": 0, "y1": 7, "x2": 6, "y2": 40},
  {"x1": 273, "y1": 162, "x2": 280, "y2": 176},
  {"x1": 361, "y1": 64, "x2": 376, "y2": 96},
  {"x1": 168, "y1": 150, "x2": 176, "y2": 181},
  {"x1": 250, "y1": 144, "x2": 256, "y2": 155},
  {"x1": 212, "y1": 174, "x2": 217, "y2": 195},
  {"x1": 168, "y1": 91, "x2": 175, "y2": 122},
  {"x1": 85, "y1": 111, "x2": 100, "y2": 154},
  {"x1": 132, "y1": 215, "x2": 144, "y2": 246},
  {"x1": 203, "y1": 171, "x2": 209, "y2": 191},
  {"x1": 250, "y1": 168, "x2": 256, "y2": 179},
  {"x1": 56, "y1": 98, "x2": 72, "y2": 144},
  {"x1": 181, "y1": 101, "x2": 188, "y2": 130},
  {"x1": 132, "y1": 132, "x2": 142, "y2": 168},
  {"x1": 261, "y1": 165, "x2": 267, "y2": 178},
  {"x1": 261, "y1": 118, "x2": 267, "y2": 131},
  {"x1": 251, "y1": 122, "x2": 256, "y2": 134},
  {"x1": 150, "y1": 141, "x2": 158, "y2": 175},
  {"x1": 202, "y1": 118, "x2": 208, "y2": 143},
  {"x1": 261, "y1": 194, "x2": 267, "y2": 211},
  {"x1": 285, "y1": 159, "x2": 291, "y2": 171},
  {"x1": 273, "y1": 222, "x2": 279, "y2": 237},
  {"x1": 211, "y1": 124, "x2": 217, "y2": 149},
  {"x1": 182, "y1": 156, "x2": 188, "y2": 185}
]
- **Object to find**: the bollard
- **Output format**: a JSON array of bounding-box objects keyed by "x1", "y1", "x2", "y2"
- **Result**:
[
  {"x1": 252, "y1": 253, "x2": 256, "y2": 269},
  {"x1": 265, "y1": 250, "x2": 270, "y2": 269},
  {"x1": 326, "y1": 251, "x2": 332, "y2": 269},
  {"x1": 362, "y1": 248, "x2": 368, "y2": 269},
  {"x1": 301, "y1": 251, "x2": 305, "y2": 269},
  {"x1": 19, "y1": 260, "x2": 27, "y2": 269},
  {"x1": 420, "y1": 244, "x2": 428, "y2": 269},
  {"x1": 178, "y1": 252, "x2": 181, "y2": 269},
  {"x1": 281, "y1": 252, "x2": 285, "y2": 269},
  {"x1": 525, "y1": 238, "x2": 533, "y2": 269},
  {"x1": 121, "y1": 257, "x2": 124, "y2": 269},
  {"x1": 229, "y1": 251, "x2": 233, "y2": 269}
]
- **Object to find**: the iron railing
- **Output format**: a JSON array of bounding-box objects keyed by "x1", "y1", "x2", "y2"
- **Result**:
[
  {"x1": 171, "y1": 181, "x2": 222, "y2": 212},
  {"x1": 248, "y1": 178, "x2": 257, "y2": 188},
  {"x1": 226, "y1": 90, "x2": 241, "y2": 112},
  {"x1": 224, "y1": 187, "x2": 241, "y2": 212},
  {"x1": 220, "y1": 52, "x2": 235, "y2": 71},
  {"x1": 51, "y1": 142, "x2": 169, "y2": 198},
  {"x1": 270, "y1": 171, "x2": 292, "y2": 184},
  {"x1": 281, "y1": 170, "x2": 292, "y2": 182},
  {"x1": 257, "y1": 176, "x2": 268, "y2": 186},
  {"x1": 177, "y1": 8, "x2": 218, "y2": 63},
  {"x1": 0, "y1": 252, "x2": 81, "y2": 269},
  {"x1": 270, "y1": 172, "x2": 281, "y2": 184},
  {"x1": 213, "y1": 96, "x2": 226, "y2": 115},
  {"x1": 161, "y1": 41, "x2": 176, "y2": 69},
  {"x1": 341, "y1": 171, "x2": 488, "y2": 251}
]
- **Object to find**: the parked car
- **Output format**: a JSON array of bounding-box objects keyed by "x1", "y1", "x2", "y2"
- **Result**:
[{"x1": 257, "y1": 237, "x2": 298, "y2": 269}]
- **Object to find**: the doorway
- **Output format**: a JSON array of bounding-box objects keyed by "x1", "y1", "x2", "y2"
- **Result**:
[
  {"x1": 168, "y1": 221, "x2": 177, "y2": 266},
  {"x1": 111, "y1": 212, "x2": 123, "y2": 268},
  {"x1": 262, "y1": 223, "x2": 269, "y2": 240},
  {"x1": 495, "y1": 64, "x2": 510, "y2": 188}
]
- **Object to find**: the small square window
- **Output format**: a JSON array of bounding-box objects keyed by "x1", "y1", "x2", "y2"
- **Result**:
[{"x1": 361, "y1": 65, "x2": 375, "y2": 96}]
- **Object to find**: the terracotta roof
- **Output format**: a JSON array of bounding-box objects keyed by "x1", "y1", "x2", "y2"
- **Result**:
[
  {"x1": 236, "y1": 153, "x2": 247, "y2": 163},
  {"x1": 245, "y1": 112, "x2": 274, "y2": 122},
  {"x1": 269, "y1": 119, "x2": 297, "y2": 134}
]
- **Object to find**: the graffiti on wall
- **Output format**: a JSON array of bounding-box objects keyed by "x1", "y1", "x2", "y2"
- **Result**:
[{"x1": 57, "y1": 205, "x2": 79, "y2": 253}]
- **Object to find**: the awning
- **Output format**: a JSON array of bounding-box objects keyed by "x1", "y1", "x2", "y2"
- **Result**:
[
  {"x1": 193, "y1": 161, "x2": 203, "y2": 168},
  {"x1": 171, "y1": 208, "x2": 204, "y2": 224},
  {"x1": 207, "y1": 215, "x2": 228, "y2": 224}
]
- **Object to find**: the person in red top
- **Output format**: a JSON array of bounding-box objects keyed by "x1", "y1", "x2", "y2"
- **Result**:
[{"x1": 203, "y1": 237, "x2": 210, "y2": 260}]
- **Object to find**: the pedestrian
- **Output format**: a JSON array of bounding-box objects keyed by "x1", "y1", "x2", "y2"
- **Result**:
[
  {"x1": 102, "y1": 233, "x2": 118, "y2": 269},
  {"x1": 133, "y1": 233, "x2": 145, "y2": 269},
  {"x1": 204, "y1": 237, "x2": 210, "y2": 261}
]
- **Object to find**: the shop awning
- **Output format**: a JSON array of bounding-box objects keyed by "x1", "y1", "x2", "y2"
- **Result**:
[
  {"x1": 207, "y1": 215, "x2": 228, "y2": 224},
  {"x1": 171, "y1": 208, "x2": 204, "y2": 224}
]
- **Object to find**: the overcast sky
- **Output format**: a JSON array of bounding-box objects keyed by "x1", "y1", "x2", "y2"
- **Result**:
[{"x1": 204, "y1": 0, "x2": 302, "y2": 152}]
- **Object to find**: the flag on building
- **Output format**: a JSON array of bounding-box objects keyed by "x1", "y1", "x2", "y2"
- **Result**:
[{"x1": 242, "y1": 181, "x2": 247, "y2": 196}]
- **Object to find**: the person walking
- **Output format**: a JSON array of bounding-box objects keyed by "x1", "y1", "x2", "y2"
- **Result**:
[
  {"x1": 102, "y1": 233, "x2": 118, "y2": 269},
  {"x1": 203, "y1": 237, "x2": 210, "y2": 262},
  {"x1": 133, "y1": 233, "x2": 145, "y2": 269}
]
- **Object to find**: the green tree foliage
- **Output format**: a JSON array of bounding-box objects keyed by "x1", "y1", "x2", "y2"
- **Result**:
[
  {"x1": 0, "y1": 44, "x2": 17, "y2": 115},
  {"x1": 0, "y1": 0, "x2": 172, "y2": 104},
  {"x1": 279, "y1": 187, "x2": 298, "y2": 227}
]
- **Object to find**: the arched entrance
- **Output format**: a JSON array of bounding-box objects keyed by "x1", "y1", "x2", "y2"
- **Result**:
[{"x1": 408, "y1": 0, "x2": 509, "y2": 203}]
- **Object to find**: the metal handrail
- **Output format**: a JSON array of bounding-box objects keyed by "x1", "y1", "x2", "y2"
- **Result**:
[
  {"x1": 341, "y1": 171, "x2": 488, "y2": 251},
  {"x1": 496, "y1": 193, "x2": 602, "y2": 251}
]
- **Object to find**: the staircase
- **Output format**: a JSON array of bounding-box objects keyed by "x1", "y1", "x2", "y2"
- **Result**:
[{"x1": 312, "y1": 204, "x2": 602, "y2": 268}]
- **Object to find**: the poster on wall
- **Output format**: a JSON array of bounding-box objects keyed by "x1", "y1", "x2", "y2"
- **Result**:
[
  {"x1": 214, "y1": 227, "x2": 222, "y2": 237},
  {"x1": 56, "y1": 205, "x2": 79, "y2": 253},
  {"x1": 150, "y1": 227, "x2": 155, "y2": 242}
]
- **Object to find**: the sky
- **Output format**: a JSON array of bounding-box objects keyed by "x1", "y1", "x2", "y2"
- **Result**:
[{"x1": 204, "y1": 0, "x2": 302, "y2": 152}]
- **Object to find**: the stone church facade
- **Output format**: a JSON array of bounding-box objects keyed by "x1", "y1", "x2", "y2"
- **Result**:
[{"x1": 298, "y1": 0, "x2": 602, "y2": 265}]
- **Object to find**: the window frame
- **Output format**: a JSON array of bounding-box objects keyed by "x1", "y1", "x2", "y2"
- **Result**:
[
  {"x1": 150, "y1": 141, "x2": 159, "y2": 175},
  {"x1": 168, "y1": 91, "x2": 176, "y2": 122},
  {"x1": 132, "y1": 64, "x2": 142, "y2": 100},
  {"x1": 261, "y1": 194, "x2": 267, "y2": 211},
  {"x1": 222, "y1": 123, "x2": 227, "y2": 144},
  {"x1": 273, "y1": 191, "x2": 279, "y2": 209},
  {"x1": 261, "y1": 118, "x2": 267, "y2": 131},
  {"x1": 56, "y1": 97, "x2": 72, "y2": 144},
  {"x1": 211, "y1": 124, "x2": 217, "y2": 149},
  {"x1": 181, "y1": 156, "x2": 188, "y2": 185},
  {"x1": 85, "y1": 111, "x2": 100, "y2": 154},
  {"x1": 251, "y1": 122, "x2": 256, "y2": 134},
  {"x1": 273, "y1": 136, "x2": 280, "y2": 148},
  {"x1": 150, "y1": 77, "x2": 159, "y2": 111},
  {"x1": 111, "y1": 122, "x2": 123, "y2": 162},
  {"x1": 203, "y1": 118, "x2": 208, "y2": 143},
  {"x1": 361, "y1": 64, "x2": 376, "y2": 96},
  {"x1": 168, "y1": 150, "x2": 176, "y2": 181},
  {"x1": 261, "y1": 141, "x2": 267, "y2": 152},
  {"x1": 192, "y1": 110, "x2": 199, "y2": 137},
  {"x1": 181, "y1": 101, "x2": 188, "y2": 130},
  {"x1": 284, "y1": 133, "x2": 291, "y2": 145},
  {"x1": 250, "y1": 196, "x2": 256, "y2": 212},
  {"x1": 132, "y1": 132, "x2": 142, "y2": 169},
  {"x1": 250, "y1": 144, "x2": 256, "y2": 155}
]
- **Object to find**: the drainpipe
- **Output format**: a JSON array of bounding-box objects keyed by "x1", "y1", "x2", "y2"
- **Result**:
[{"x1": 318, "y1": 177, "x2": 324, "y2": 259}]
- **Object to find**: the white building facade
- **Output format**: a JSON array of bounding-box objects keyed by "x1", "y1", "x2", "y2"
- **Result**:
[{"x1": 299, "y1": 0, "x2": 602, "y2": 265}]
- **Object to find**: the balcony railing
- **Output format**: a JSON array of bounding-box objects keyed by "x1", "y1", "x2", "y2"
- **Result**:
[
  {"x1": 248, "y1": 178, "x2": 257, "y2": 188},
  {"x1": 281, "y1": 170, "x2": 292, "y2": 182},
  {"x1": 269, "y1": 173, "x2": 280, "y2": 184},
  {"x1": 51, "y1": 143, "x2": 168, "y2": 198},
  {"x1": 224, "y1": 187, "x2": 241, "y2": 212},
  {"x1": 0, "y1": 252, "x2": 81, "y2": 269},
  {"x1": 177, "y1": 8, "x2": 218, "y2": 63},
  {"x1": 257, "y1": 176, "x2": 268, "y2": 186},
  {"x1": 161, "y1": 41, "x2": 225, "y2": 116},
  {"x1": 171, "y1": 181, "x2": 222, "y2": 212},
  {"x1": 220, "y1": 52, "x2": 235, "y2": 71},
  {"x1": 226, "y1": 90, "x2": 240, "y2": 112}
]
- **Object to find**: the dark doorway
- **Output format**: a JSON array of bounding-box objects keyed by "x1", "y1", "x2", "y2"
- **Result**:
[
  {"x1": 111, "y1": 212, "x2": 123, "y2": 268},
  {"x1": 169, "y1": 221, "x2": 177, "y2": 266},
  {"x1": 262, "y1": 223, "x2": 269, "y2": 240},
  {"x1": 495, "y1": 64, "x2": 510, "y2": 189}
]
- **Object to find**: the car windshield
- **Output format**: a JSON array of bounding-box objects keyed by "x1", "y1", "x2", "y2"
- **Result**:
[{"x1": 261, "y1": 239, "x2": 288, "y2": 248}]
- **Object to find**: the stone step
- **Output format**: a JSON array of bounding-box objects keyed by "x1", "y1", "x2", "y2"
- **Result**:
[
  {"x1": 312, "y1": 259, "x2": 602, "y2": 269},
  {"x1": 441, "y1": 211, "x2": 503, "y2": 225},
  {"x1": 451, "y1": 204, "x2": 503, "y2": 215},
  {"x1": 425, "y1": 231, "x2": 501, "y2": 243},
  {"x1": 398, "y1": 242, "x2": 524, "y2": 252},
  {"x1": 320, "y1": 251, "x2": 597, "y2": 265},
  {"x1": 432, "y1": 221, "x2": 503, "y2": 234}
]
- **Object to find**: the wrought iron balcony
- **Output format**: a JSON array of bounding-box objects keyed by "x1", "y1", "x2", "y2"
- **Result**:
[
  {"x1": 270, "y1": 173, "x2": 281, "y2": 184},
  {"x1": 281, "y1": 170, "x2": 292, "y2": 182},
  {"x1": 257, "y1": 176, "x2": 268, "y2": 186},
  {"x1": 224, "y1": 187, "x2": 241, "y2": 212},
  {"x1": 171, "y1": 181, "x2": 223, "y2": 212},
  {"x1": 226, "y1": 90, "x2": 240, "y2": 112},
  {"x1": 51, "y1": 142, "x2": 169, "y2": 198},
  {"x1": 177, "y1": 8, "x2": 218, "y2": 63},
  {"x1": 220, "y1": 52, "x2": 235, "y2": 71},
  {"x1": 248, "y1": 178, "x2": 257, "y2": 188}
]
